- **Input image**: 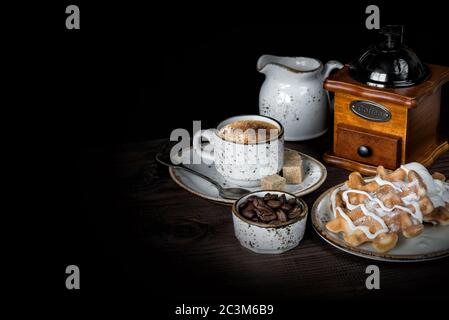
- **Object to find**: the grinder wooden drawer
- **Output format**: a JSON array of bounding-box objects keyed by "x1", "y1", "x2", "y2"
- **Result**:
[{"x1": 335, "y1": 125, "x2": 401, "y2": 169}]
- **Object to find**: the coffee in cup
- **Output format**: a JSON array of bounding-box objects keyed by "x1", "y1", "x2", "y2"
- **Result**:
[
  {"x1": 217, "y1": 119, "x2": 279, "y2": 144},
  {"x1": 193, "y1": 115, "x2": 284, "y2": 187}
]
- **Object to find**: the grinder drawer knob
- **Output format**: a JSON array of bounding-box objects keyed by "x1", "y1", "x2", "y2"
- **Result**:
[{"x1": 357, "y1": 145, "x2": 372, "y2": 157}]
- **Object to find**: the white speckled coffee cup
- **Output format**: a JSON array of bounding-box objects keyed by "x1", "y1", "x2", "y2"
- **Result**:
[
  {"x1": 193, "y1": 115, "x2": 284, "y2": 187},
  {"x1": 232, "y1": 191, "x2": 308, "y2": 254}
]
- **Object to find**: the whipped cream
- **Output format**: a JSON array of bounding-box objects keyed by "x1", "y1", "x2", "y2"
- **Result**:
[{"x1": 401, "y1": 162, "x2": 449, "y2": 208}]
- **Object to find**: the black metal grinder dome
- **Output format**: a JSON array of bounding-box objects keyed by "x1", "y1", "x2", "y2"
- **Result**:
[{"x1": 349, "y1": 25, "x2": 431, "y2": 88}]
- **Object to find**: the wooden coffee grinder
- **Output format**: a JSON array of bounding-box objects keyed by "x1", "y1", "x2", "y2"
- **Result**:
[{"x1": 323, "y1": 26, "x2": 449, "y2": 174}]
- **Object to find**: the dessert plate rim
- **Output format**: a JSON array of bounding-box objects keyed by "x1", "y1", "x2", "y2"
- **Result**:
[{"x1": 311, "y1": 182, "x2": 449, "y2": 262}]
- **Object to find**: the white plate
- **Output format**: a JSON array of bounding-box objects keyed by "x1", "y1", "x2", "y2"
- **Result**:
[
  {"x1": 311, "y1": 183, "x2": 449, "y2": 262},
  {"x1": 169, "y1": 147, "x2": 327, "y2": 205}
]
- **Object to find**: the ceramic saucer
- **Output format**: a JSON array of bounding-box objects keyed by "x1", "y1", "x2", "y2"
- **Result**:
[{"x1": 169, "y1": 147, "x2": 327, "y2": 205}]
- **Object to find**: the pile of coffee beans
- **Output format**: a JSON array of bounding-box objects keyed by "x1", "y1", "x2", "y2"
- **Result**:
[{"x1": 238, "y1": 193, "x2": 305, "y2": 225}]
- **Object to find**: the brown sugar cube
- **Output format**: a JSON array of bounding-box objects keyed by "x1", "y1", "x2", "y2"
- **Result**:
[
  {"x1": 283, "y1": 150, "x2": 303, "y2": 184},
  {"x1": 284, "y1": 149, "x2": 301, "y2": 163},
  {"x1": 261, "y1": 174, "x2": 286, "y2": 191}
]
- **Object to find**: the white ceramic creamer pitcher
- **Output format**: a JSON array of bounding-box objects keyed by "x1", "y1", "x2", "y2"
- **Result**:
[{"x1": 257, "y1": 55, "x2": 343, "y2": 141}]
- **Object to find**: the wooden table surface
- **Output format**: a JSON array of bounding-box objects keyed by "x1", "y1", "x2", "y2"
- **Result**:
[{"x1": 79, "y1": 133, "x2": 449, "y2": 302}]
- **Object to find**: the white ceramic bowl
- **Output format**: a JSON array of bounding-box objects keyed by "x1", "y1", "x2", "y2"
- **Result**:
[{"x1": 232, "y1": 191, "x2": 308, "y2": 254}]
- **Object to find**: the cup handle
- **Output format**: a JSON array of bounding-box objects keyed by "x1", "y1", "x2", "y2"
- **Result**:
[{"x1": 193, "y1": 129, "x2": 215, "y2": 164}]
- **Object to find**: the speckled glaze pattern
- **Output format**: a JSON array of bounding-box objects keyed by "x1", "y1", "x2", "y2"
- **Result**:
[
  {"x1": 257, "y1": 55, "x2": 343, "y2": 141},
  {"x1": 232, "y1": 191, "x2": 308, "y2": 254},
  {"x1": 193, "y1": 115, "x2": 284, "y2": 187},
  {"x1": 214, "y1": 134, "x2": 284, "y2": 186}
]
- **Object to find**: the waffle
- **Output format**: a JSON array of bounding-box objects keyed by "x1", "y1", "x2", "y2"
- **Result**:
[{"x1": 326, "y1": 163, "x2": 449, "y2": 253}]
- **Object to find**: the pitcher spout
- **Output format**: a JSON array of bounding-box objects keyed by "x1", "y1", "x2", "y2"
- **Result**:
[
  {"x1": 257, "y1": 55, "x2": 324, "y2": 76},
  {"x1": 257, "y1": 55, "x2": 278, "y2": 74}
]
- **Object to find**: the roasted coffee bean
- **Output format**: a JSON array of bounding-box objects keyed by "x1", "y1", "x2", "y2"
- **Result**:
[
  {"x1": 253, "y1": 197, "x2": 265, "y2": 208},
  {"x1": 242, "y1": 207, "x2": 256, "y2": 219},
  {"x1": 279, "y1": 194, "x2": 286, "y2": 204},
  {"x1": 244, "y1": 202, "x2": 255, "y2": 210},
  {"x1": 288, "y1": 207, "x2": 302, "y2": 219},
  {"x1": 239, "y1": 200, "x2": 248, "y2": 211},
  {"x1": 256, "y1": 208, "x2": 267, "y2": 216},
  {"x1": 259, "y1": 213, "x2": 277, "y2": 222},
  {"x1": 267, "y1": 199, "x2": 282, "y2": 209},
  {"x1": 254, "y1": 199, "x2": 273, "y2": 212},
  {"x1": 292, "y1": 203, "x2": 302, "y2": 211},
  {"x1": 239, "y1": 194, "x2": 303, "y2": 224},
  {"x1": 287, "y1": 212, "x2": 300, "y2": 220},
  {"x1": 263, "y1": 193, "x2": 278, "y2": 201},
  {"x1": 276, "y1": 209, "x2": 287, "y2": 222},
  {"x1": 259, "y1": 207, "x2": 275, "y2": 216}
]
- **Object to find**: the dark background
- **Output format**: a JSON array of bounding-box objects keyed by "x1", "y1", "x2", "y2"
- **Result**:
[
  {"x1": 56, "y1": 2, "x2": 449, "y2": 147},
  {"x1": 37, "y1": 1, "x2": 449, "y2": 314}
]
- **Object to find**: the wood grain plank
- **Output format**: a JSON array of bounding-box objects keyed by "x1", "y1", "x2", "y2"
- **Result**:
[{"x1": 79, "y1": 134, "x2": 449, "y2": 301}]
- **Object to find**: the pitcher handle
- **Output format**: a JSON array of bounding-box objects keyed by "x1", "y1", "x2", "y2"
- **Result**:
[
  {"x1": 322, "y1": 60, "x2": 344, "y2": 79},
  {"x1": 322, "y1": 60, "x2": 343, "y2": 112}
]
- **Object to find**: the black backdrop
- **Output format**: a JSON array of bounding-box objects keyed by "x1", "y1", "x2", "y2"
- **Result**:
[
  {"x1": 42, "y1": 1, "x2": 449, "y2": 313},
  {"x1": 59, "y1": 3, "x2": 449, "y2": 148}
]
